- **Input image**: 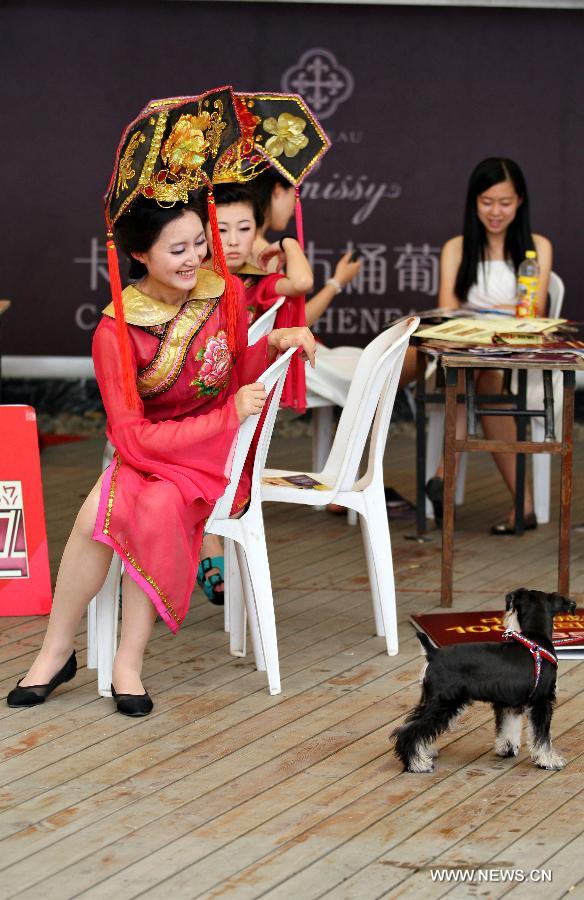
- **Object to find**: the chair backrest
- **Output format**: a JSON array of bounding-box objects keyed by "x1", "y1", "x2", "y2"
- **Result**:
[
  {"x1": 247, "y1": 297, "x2": 286, "y2": 346},
  {"x1": 547, "y1": 271, "x2": 564, "y2": 319},
  {"x1": 321, "y1": 317, "x2": 419, "y2": 492},
  {"x1": 206, "y1": 347, "x2": 296, "y2": 527}
]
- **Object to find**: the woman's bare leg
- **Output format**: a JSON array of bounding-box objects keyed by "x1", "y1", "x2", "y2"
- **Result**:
[
  {"x1": 398, "y1": 346, "x2": 418, "y2": 388},
  {"x1": 111, "y1": 573, "x2": 158, "y2": 694},
  {"x1": 20, "y1": 476, "x2": 113, "y2": 686}
]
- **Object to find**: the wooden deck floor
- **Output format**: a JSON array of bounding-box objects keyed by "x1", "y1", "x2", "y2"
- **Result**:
[{"x1": 1, "y1": 427, "x2": 583, "y2": 899}]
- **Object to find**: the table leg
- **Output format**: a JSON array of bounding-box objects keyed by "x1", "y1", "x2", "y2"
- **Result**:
[
  {"x1": 558, "y1": 370, "x2": 575, "y2": 595},
  {"x1": 415, "y1": 351, "x2": 427, "y2": 536},
  {"x1": 441, "y1": 366, "x2": 458, "y2": 607}
]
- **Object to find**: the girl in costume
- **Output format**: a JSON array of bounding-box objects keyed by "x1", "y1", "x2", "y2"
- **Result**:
[
  {"x1": 7, "y1": 90, "x2": 315, "y2": 716},
  {"x1": 211, "y1": 182, "x2": 313, "y2": 326},
  {"x1": 425, "y1": 157, "x2": 552, "y2": 533}
]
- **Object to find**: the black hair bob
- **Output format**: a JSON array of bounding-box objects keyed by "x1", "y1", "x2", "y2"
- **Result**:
[
  {"x1": 114, "y1": 194, "x2": 208, "y2": 280},
  {"x1": 455, "y1": 157, "x2": 534, "y2": 302},
  {"x1": 249, "y1": 169, "x2": 293, "y2": 219},
  {"x1": 210, "y1": 183, "x2": 265, "y2": 228}
]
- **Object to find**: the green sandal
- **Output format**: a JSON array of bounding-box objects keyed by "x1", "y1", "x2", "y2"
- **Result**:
[{"x1": 197, "y1": 556, "x2": 225, "y2": 605}]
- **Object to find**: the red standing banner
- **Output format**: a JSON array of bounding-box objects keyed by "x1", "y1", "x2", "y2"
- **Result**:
[{"x1": 0, "y1": 406, "x2": 52, "y2": 615}]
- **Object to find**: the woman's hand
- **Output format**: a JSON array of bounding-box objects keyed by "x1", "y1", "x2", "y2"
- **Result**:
[
  {"x1": 333, "y1": 252, "x2": 362, "y2": 289},
  {"x1": 234, "y1": 383, "x2": 267, "y2": 423},
  {"x1": 267, "y1": 326, "x2": 317, "y2": 368},
  {"x1": 257, "y1": 242, "x2": 286, "y2": 272}
]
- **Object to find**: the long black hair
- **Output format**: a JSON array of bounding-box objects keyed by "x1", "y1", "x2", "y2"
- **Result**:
[
  {"x1": 455, "y1": 158, "x2": 534, "y2": 302},
  {"x1": 114, "y1": 194, "x2": 208, "y2": 279}
]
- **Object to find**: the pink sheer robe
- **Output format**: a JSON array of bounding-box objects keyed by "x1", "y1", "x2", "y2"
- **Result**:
[{"x1": 92, "y1": 270, "x2": 269, "y2": 633}]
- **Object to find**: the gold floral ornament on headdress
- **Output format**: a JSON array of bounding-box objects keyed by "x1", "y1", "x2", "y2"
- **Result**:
[
  {"x1": 263, "y1": 113, "x2": 309, "y2": 159},
  {"x1": 234, "y1": 93, "x2": 330, "y2": 187},
  {"x1": 142, "y1": 106, "x2": 227, "y2": 206}
]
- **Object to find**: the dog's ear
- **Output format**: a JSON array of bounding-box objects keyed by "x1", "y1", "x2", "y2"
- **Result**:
[
  {"x1": 549, "y1": 592, "x2": 577, "y2": 614},
  {"x1": 505, "y1": 588, "x2": 527, "y2": 612}
]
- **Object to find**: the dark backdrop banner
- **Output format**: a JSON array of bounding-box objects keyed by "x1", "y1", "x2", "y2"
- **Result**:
[{"x1": 1, "y1": 1, "x2": 582, "y2": 354}]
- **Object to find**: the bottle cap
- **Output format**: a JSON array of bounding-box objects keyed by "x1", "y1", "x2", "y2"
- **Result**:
[{"x1": 526, "y1": 250, "x2": 537, "y2": 259}]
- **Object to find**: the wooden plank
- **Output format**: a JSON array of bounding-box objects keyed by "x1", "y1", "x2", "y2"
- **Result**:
[{"x1": 0, "y1": 430, "x2": 580, "y2": 898}]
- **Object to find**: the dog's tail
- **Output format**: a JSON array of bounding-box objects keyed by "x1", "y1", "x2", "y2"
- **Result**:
[{"x1": 416, "y1": 631, "x2": 438, "y2": 659}]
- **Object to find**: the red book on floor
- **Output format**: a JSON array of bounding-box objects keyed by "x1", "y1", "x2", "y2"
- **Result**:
[
  {"x1": 0, "y1": 406, "x2": 52, "y2": 615},
  {"x1": 411, "y1": 609, "x2": 584, "y2": 655}
]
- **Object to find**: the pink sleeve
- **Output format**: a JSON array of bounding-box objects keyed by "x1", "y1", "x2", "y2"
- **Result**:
[{"x1": 93, "y1": 319, "x2": 240, "y2": 503}]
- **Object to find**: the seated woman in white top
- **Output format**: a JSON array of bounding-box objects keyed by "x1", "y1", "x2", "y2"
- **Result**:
[{"x1": 426, "y1": 157, "x2": 552, "y2": 534}]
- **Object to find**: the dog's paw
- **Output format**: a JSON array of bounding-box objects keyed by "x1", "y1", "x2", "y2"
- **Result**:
[
  {"x1": 532, "y1": 747, "x2": 566, "y2": 770},
  {"x1": 405, "y1": 762, "x2": 435, "y2": 774},
  {"x1": 495, "y1": 740, "x2": 520, "y2": 758}
]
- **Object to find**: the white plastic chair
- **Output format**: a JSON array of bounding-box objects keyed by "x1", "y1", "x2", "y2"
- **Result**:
[
  {"x1": 247, "y1": 296, "x2": 285, "y2": 346},
  {"x1": 86, "y1": 348, "x2": 295, "y2": 697},
  {"x1": 258, "y1": 317, "x2": 419, "y2": 680},
  {"x1": 425, "y1": 273, "x2": 564, "y2": 523}
]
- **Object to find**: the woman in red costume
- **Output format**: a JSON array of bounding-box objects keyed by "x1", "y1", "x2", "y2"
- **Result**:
[
  {"x1": 212, "y1": 182, "x2": 313, "y2": 326},
  {"x1": 7, "y1": 90, "x2": 315, "y2": 717}
]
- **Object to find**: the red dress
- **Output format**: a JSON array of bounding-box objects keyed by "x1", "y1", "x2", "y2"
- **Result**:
[
  {"x1": 238, "y1": 264, "x2": 306, "y2": 411},
  {"x1": 91, "y1": 269, "x2": 269, "y2": 634}
]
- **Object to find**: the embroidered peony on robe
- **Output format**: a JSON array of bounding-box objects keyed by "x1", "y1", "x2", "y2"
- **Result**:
[{"x1": 92, "y1": 269, "x2": 269, "y2": 633}]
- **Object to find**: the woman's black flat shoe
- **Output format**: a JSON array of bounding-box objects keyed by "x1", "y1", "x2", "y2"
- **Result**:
[
  {"x1": 425, "y1": 477, "x2": 444, "y2": 527},
  {"x1": 111, "y1": 684, "x2": 153, "y2": 717},
  {"x1": 490, "y1": 512, "x2": 538, "y2": 535},
  {"x1": 6, "y1": 651, "x2": 77, "y2": 707}
]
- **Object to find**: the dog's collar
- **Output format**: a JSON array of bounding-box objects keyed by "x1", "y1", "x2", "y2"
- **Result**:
[{"x1": 502, "y1": 630, "x2": 557, "y2": 694}]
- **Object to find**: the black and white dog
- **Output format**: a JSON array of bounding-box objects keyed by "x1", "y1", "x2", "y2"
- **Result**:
[{"x1": 392, "y1": 588, "x2": 576, "y2": 773}]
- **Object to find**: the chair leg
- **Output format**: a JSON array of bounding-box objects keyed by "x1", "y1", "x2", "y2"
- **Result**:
[
  {"x1": 234, "y1": 541, "x2": 266, "y2": 670},
  {"x1": 425, "y1": 410, "x2": 444, "y2": 518},
  {"x1": 359, "y1": 512, "x2": 384, "y2": 637},
  {"x1": 455, "y1": 452, "x2": 467, "y2": 506},
  {"x1": 87, "y1": 596, "x2": 98, "y2": 669},
  {"x1": 96, "y1": 553, "x2": 122, "y2": 697},
  {"x1": 239, "y1": 525, "x2": 282, "y2": 695},
  {"x1": 361, "y1": 490, "x2": 399, "y2": 655},
  {"x1": 226, "y1": 538, "x2": 246, "y2": 658},
  {"x1": 531, "y1": 418, "x2": 551, "y2": 524},
  {"x1": 223, "y1": 538, "x2": 241, "y2": 635},
  {"x1": 312, "y1": 406, "x2": 335, "y2": 474}
]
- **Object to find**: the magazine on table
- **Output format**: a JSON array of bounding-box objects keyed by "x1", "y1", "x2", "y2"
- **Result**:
[{"x1": 415, "y1": 316, "x2": 566, "y2": 346}]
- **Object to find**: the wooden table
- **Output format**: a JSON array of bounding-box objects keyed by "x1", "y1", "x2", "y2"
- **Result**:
[{"x1": 413, "y1": 342, "x2": 584, "y2": 606}]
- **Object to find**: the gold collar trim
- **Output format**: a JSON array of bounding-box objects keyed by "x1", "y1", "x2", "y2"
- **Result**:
[
  {"x1": 237, "y1": 263, "x2": 268, "y2": 277},
  {"x1": 102, "y1": 268, "x2": 225, "y2": 325}
]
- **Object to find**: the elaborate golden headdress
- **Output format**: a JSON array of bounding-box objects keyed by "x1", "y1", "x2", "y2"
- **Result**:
[{"x1": 104, "y1": 87, "x2": 246, "y2": 407}]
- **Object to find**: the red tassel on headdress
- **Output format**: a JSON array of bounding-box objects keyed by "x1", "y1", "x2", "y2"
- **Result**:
[
  {"x1": 277, "y1": 182, "x2": 307, "y2": 413},
  {"x1": 294, "y1": 184, "x2": 305, "y2": 250},
  {"x1": 106, "y1": 232, "x2": 139, "y2": 410},
  {"x1": 206, "y1": 185, "x2": 239, "y2": 356}
]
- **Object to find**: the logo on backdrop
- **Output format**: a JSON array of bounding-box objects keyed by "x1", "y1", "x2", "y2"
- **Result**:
[
  {"x1": 0, "y1": 482, "x2": 29, "y2": 579},
  {"x1": 282, "y1": 48, "x2": 354, "y2": 120}
]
